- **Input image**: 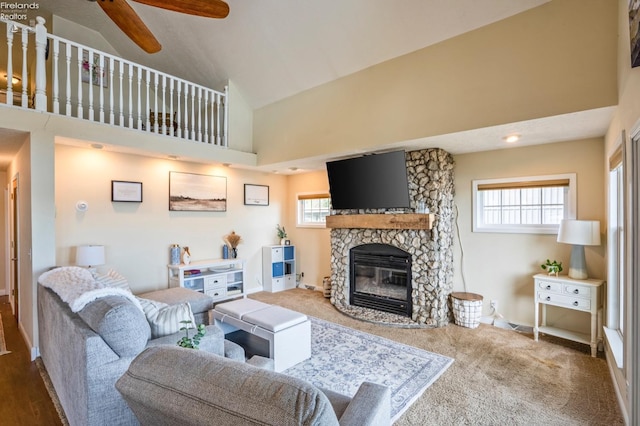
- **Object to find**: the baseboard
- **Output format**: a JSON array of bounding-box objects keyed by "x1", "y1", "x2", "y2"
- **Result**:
[
  {"x1": 0, "y1": 289, "x2": 6, "y2": 296},
  {"x1": 18, "y1": 321, "x2": 39, "y2": 361}
]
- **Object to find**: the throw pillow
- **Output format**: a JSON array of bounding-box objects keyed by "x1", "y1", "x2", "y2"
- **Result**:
[
  {"x1": 94, "y1": 269, "x2": 131, "y2": 292},
  {"x1": 137, "y1": 297, "x2": 196, "y2": 339}
]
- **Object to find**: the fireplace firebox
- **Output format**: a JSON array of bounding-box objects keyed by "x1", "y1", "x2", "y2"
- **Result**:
[{"x1": 349, "y1": 243, "x2": 412, "y2": 317}]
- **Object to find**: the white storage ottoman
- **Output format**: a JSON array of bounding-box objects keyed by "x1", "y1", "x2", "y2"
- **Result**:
[{"x1": 213, "y1": 299, "x2": 311, "y2": 372}]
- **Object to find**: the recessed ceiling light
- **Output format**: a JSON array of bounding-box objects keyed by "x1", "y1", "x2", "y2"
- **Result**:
[
  {"x1": 289, "y1": 167, "x2": 298, "y2": 171},
  {"x1": 168, "y1": 155, "x2": 179, "y2": 160},
  {"x1": 90, "y1": 143, "x2": 103, "y2": 149},
  {"x1": 503, "y1": 134, "x2": 520, "y2": 143}
]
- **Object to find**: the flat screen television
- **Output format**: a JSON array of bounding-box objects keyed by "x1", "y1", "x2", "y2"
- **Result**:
[{"x1": 326, "y1": 150, "x2": 411, "y2": 210}]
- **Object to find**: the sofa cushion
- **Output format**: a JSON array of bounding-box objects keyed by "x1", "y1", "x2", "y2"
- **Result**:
[
  {"x1": 78, "y1": 296, "x2": 150, "y2": 358},
  {"x1": 116, "y1": 346, "x2": 340, "y2": 425},
  {"x1": 137, "y1": 287, "x2": 214, "y2": 315},
  {"x1": 137, "y1": 298, "x2": 196, "y2": 338}
]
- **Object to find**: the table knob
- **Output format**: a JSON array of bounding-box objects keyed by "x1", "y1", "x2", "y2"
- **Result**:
[
  {"x1": 573, "y1": 289, "x2": 579, "y2": 294},
  {"x1": 546, "y1": 296, "x2": 551, "y2": 301},
  {"x1": 573, "y1": 301, "x2": 579, "y2": 306},
  {"x1": 546, "y1": 285, "x2": 551, "y2": 290}
]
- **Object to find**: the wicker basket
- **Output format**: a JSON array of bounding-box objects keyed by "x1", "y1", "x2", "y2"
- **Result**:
[{"x1": 450, "y1": 292, "x2": 483, "y2": 329}]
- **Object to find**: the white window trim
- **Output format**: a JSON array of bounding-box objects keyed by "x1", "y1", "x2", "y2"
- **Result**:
[
  {"x1": 296, "y1": 191, "x2": 330, "y2": 229},
  {"x1": 472, "y1": 173, "x2": 577, "y2": 234}
]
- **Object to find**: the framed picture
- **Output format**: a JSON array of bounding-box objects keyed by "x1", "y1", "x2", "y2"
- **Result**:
[
  {"x1": 285, "y1": 239, "x2": 291, "y2": 245},
  {"x1": 169, "y1": 172, "x2": 227, "y2": 211},
  {"x1": 631, "y1": 0, "x2": 640, "y2": 67},
  {"x1": 244, "y1": 184, "x2": 269, "y2": 206},
  {"x1": 111, "y1": 180, "x2": 142, "y2": 202}
]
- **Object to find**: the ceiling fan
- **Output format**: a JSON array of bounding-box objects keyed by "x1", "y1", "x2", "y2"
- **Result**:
[{"x1": 91, "y1": 0, "x2": 230, "y2": 54}]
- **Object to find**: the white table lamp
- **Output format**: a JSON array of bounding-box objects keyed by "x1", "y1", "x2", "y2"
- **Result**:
[
  {"x1": 76, "y1": 245, "x2": 106, "y2": 270},
  {"x1": 556, "y1": 220, "x2": 601, "y2": 279}
]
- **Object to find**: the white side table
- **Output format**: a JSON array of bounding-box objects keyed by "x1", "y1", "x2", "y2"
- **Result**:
[{"x1": 533, "y1": 273, "x2": 604, "y2": 357}]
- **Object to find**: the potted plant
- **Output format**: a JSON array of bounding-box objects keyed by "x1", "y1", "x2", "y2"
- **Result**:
[
  {"x1": 177, "y1": 320, "x2": 206, "y2": 349},
  {"x1": 276, "y1": 224, "x2": 287, "y2": 245},
  {"x1": 223, "y1": 231, "x2": 242, "y2": 258},
  {"x1": 541, "y1": 259, "x2": 563, "y2": 276}
]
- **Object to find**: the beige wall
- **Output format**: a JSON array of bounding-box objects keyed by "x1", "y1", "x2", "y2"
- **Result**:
[
  {"x1": 253, "y1": 0, "x2": 617, "y2": 167},
  {"x1": 54, "y1": 144, "x2": 286, "y2": 294},
  {"x1": 453, "y1": 138, "x2": 605, "y2": 331},
  {"x1": 285, "y1": 170, "x2": 331, "y2": 288}
]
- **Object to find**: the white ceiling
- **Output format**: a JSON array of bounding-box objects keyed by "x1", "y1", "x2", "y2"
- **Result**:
[{"x1": 0, "y1": 0, "x2": 615, "y2": 171}]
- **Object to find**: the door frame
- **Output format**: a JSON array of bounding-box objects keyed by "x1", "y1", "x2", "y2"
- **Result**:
[{"x1": 9, "y1": 174, "x2": 19, "y2": 322}]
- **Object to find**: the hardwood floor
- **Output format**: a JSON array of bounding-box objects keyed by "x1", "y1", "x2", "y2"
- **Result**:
[{"x1": 0, "y1": 296, "x2": 63, "y2": 425}]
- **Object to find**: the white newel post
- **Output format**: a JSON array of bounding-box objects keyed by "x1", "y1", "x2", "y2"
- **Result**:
[
  {"x1": 5, "y1": 23, "x2": 14, "y2": 105},
  {"x1": 223, "y1": 85, "x2": 229, "y2": 147},
  {"x1": 34, "y1": 17, "x2": 48, "y2": 112}
]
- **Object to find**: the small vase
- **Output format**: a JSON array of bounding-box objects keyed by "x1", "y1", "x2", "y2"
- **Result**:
[
  {"x1": 280, "y1": 238, "x2": 286, "y2": 245},
  {"x1": 231, "y1": 248, "x2": 238, "y2": 259}
]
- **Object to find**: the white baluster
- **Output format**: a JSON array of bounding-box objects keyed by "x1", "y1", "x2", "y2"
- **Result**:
[
  {"x1": 77, "y1": 47, "x2": 83, "y2": 118},
  {"x1": 65, "y1": 43, "x2": 71, "y2": 116},
  {"x1": 52, "y1": 39, "x2": 59, "y2": 114},
  {"x1": 153, "y1": 73, "x2": 159, "y2": 133},
  {"x1": 203, "y1": 90, "x2": 209, "y2": 144},
  {"x1": 145, "y1": 69, "x2": 151, "y2": 132},
  {"x1": 215, "y1": 92, "x2": 221, "y2": 145},
  {"x1": 136, "y1": 66, "x2": 142, "y2": 130},
  {"x1": 169, "y1": 78, "x2": 174, "y2": 137},
  {"x1": 209, "y1": 91, "x2": 215, "y2": 145},
  {"x1": 223, "y1": 85, "x2": 229, "y2": 147},
  {"x1": 87, "y1": 49, "x2": 94, "y2": 121},
  {"x1": 161, "y1": 74, "x2": 167, "y2": 135},
  {"x1": 98, "y1": 53, "x2": 105, "y2": 123},
  {"x1": 128, "y1": 64, "x2": 133, "y2": 128},
  {"x1": 197, "y1": 86, "x2": 202, "y2": 142},
  {"x1": 118, "y1": 60, "x2": 124, "y2": 125},
  {"x1": 183, "y1": 82, "x2": 189, "y2": 139},
  {"x1": 21, "y1": 27, "x2": 29, "y2": 107},
  {"x1": 190, "y1": 84, "x2": 195, "y2": 140},
  {"x1": 176, "y1": 80, "x2": 182, "y2": 138},
  {"x1": 109, "y1": 57, "x2": 115, "y2": 124}
]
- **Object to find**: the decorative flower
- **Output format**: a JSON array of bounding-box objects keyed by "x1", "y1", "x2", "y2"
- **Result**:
[
  {"x1": 276, "y1": 224, "x2": 287, "y2": 239},
  {"x1": 223, "y1": 231, "x2": 242, "y2": 249}
]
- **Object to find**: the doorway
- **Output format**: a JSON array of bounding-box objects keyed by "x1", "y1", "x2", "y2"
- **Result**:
[{"x1": 9, "y1": 176, "x2": 18, "y2": 323}]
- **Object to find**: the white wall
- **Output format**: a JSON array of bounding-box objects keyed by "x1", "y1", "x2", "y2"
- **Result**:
[{"x1": 55, "y1": 144, "x2": 286, "y2": 294}]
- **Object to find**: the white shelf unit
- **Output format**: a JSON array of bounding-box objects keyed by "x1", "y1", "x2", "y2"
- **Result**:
[
  {"x1": 168, "y1": 258, "x2": 246, "y2": 302},
  {"x1": 262, "y1": 245, "x2": 296, "y2": 293}
]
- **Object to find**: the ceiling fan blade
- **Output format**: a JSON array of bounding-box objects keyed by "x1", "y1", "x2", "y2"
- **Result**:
[
  {"x1": 132, "y1": 0, "x2": 230, "y2": 19},
  {"x1": 97, "y1": 0, "x2": 162, "y2": 54}
]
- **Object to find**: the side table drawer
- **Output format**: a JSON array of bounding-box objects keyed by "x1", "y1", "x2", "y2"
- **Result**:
[
  {"x1": 205, "y1": 287, "x2": 227, "y2": 301},
  {"x1": 562, "y1": 284, "x2": 591, "y2": 298},
  {"x1": 536, "y1": 280, "x2": 562, "y2": 293},
  {"x1": 204, "y1": 275, "x2": 227, "y2": 291},
  {"x1": 537, "y1": 291, "x2": 591, "y2": 311}
]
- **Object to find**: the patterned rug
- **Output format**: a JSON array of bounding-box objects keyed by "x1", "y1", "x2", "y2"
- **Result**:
[
  {"x1": 284, "y1": 317, "x2": 454, "y2": 421},
  {"x1": 0, "y1": 313, "x2": 11, "y2": 356}
]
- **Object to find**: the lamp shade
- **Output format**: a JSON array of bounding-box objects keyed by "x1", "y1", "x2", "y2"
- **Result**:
[
  {"x1": 557, "y1": 220, "x2": 601, "y2": 246},
  {"x1": 76, "y1": 245, "x2": 105, "y2": 267}
]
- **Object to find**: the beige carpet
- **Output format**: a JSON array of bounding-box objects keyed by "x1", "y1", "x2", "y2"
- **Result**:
[
  {"x1": 251, "y1": 288, "x2": 624, "y2": 426},
  {"x1": 0, "y1": 313, "x2": 11, "y2": 356}
]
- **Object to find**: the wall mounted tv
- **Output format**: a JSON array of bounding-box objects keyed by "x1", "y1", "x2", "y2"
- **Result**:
[{"x1": 326, "y1": 150, "x2": 411, "y2": 210}]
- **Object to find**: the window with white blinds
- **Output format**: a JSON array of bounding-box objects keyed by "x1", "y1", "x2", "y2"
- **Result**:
[
  {"x1": 297, "y1": 193, "x2": 330, "y2": 227},
  {"x1": 472, "y1": 173, "x2": 576, "y2": 234}
]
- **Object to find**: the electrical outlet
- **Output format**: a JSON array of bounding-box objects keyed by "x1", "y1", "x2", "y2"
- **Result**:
[
  {"x1": 490, "y1": 300, "x2": 498, "y2": 310},
  {"x1": 301, "y1": 272, "x2": 304, "y2": 278}
]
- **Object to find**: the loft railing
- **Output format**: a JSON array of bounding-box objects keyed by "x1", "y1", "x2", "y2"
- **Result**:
[{"x1": 1, "y1": 17, "x2": 228, "y2": 147}]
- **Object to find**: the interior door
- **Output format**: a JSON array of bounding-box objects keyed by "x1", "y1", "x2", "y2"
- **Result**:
[{"x1": 10, "y1": 177, "x2": 18, "y2": 323}]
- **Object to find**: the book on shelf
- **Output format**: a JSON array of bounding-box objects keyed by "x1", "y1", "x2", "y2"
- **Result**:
[{"x1": 184, "y1": 269, "x2": 201, "y2": 276}]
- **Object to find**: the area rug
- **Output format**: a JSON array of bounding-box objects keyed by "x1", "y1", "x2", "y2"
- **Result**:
[
  {"x1": 0, "y1": 313, "x2": 11, "y2": 356},
  {"x1": 284, "y1": 317, "x2": 454, "y2": 421}
]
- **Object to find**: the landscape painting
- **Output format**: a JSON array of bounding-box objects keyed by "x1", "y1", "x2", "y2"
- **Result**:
[{"x1": 169, "y1": 172, "x2": 227, "y2": 211}]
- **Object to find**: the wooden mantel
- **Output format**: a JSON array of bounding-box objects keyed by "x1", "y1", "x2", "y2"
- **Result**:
[{"x1": 325, "y1": 213, "x2": 434, "y2": 230}]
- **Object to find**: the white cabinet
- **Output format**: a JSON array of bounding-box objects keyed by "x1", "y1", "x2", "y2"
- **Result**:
[
  {"x1": 168, "y1": 258, "x2": 245, "y2": 302},
  {"x1": 533, "y1": 273, "x2": 604, "y2": 357},
  {"x1": 262, "y1": 245, "x2": 296, "y2": 292}
]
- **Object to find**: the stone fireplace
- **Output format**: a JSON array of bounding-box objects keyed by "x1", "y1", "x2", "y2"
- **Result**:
[{"x1": 328, "y1": 149, "x2": 455, "y2": 327}]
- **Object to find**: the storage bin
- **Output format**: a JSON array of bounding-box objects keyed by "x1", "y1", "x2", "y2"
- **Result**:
[{"x1": 450, "y1": 292, "x2": 483, "y2": 329}]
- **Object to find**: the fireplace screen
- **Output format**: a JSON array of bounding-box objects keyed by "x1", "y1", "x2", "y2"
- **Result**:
[{"x1": 350, "y1": 243, "x2": 412, "y2": 317}]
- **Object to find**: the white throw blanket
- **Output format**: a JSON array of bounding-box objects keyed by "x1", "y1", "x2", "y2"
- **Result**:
[{"x1": 38, "y1": 266, "x2": 142, "y2": 313}]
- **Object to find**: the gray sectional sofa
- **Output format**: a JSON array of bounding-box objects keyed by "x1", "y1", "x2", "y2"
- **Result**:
[
  {"x1": 117, "y1": 345, "x2": 391, "y2": 425},
  {"x1": 37, "y1": 282, "x2": 242, "y2": 426}
]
